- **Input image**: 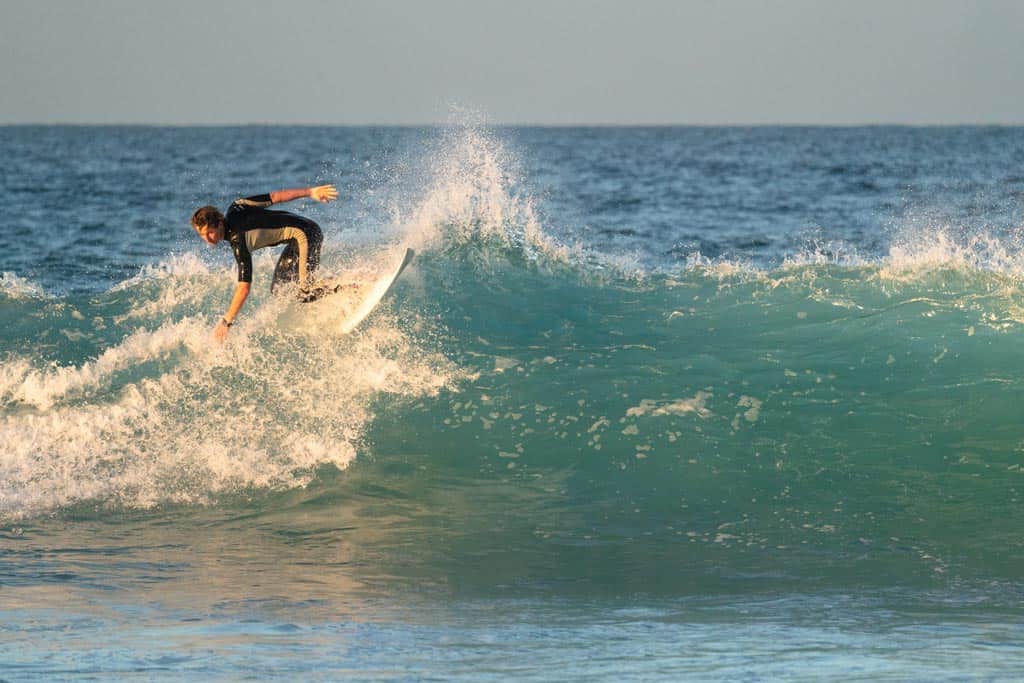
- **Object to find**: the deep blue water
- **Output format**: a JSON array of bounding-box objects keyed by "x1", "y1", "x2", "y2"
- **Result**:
[{"x1": 2, "y1": 125, "x2": 1024, "y2": 680}]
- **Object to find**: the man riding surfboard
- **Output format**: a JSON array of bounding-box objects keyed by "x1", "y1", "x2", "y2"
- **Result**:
[{"x1": 190, "y1": 184, "x2": 338, "y2": 340}]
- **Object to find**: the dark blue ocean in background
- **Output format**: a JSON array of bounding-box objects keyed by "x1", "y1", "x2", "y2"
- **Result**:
[{"x1": 2, "y1": 125, "x2": 1024, "y2": 680}]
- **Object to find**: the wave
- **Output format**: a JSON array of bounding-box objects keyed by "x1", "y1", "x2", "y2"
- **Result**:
[{"x1": 4, "y1": 123, "x2": 1024, "y2": 556}]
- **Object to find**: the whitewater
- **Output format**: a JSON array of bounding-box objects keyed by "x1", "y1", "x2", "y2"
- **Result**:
[{"x1": 2, "y1": 125, "x2": 1024, "y2": 680}]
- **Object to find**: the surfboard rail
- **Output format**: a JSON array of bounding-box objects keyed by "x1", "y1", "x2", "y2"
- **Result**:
[{"x1": 339, "y1": 247, "x2": 415, "y2": 334}]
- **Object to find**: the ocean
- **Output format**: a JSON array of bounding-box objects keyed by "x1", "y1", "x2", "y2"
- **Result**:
[{"x1": 2, "y1": 125, "x2": 1024, "y2": 680}]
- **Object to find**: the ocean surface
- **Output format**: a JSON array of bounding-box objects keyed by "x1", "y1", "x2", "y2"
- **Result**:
[{"x1": 2, "y1": 125, "x2": 1024, "y2": 680}]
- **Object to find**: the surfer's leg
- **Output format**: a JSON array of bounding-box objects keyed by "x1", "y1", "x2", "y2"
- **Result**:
[
  {"x1": 284, "y1": 222, "x2": 323, "y2": 288},
  {"x1": 271, "y1": 242, "x2": 299, "y2": 294},
  {"x1": 296, "y1": 223, "x2": 330, "y2": 302},
  {"x1": 262, "y1": 221, "x2": 323, "y2": 300},
  {"x1": 304, "y1": 222, "x2": 323, "y2": 281}
]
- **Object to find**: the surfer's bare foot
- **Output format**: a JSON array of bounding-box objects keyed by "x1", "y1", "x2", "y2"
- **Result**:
[{"x1": 297, "y1": 279, "x2": 344, "y2": 303}]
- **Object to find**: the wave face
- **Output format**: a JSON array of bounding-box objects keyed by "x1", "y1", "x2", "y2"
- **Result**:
[{"x1": 3, "y1": 126, "x2": 1024, "y2": 598}]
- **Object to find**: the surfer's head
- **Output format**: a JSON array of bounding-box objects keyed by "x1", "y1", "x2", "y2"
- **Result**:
[{"x1": 191, "y1": 206, "x2": 224, "y2": 245}]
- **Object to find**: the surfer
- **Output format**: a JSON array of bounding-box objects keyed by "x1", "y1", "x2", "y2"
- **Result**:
[{"x1": 190, "y1": 184, "x2": 339, "y2": 340}]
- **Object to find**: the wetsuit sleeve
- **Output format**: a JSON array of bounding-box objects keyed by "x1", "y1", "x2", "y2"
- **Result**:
[
  {"x1": 231, "y1": 237, "x2": 253, "y2": 283},
  {"x1": 232, "y1": 194, "x2": 274, "y2": 209}
]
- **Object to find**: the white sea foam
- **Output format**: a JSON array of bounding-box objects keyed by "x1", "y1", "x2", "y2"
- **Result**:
[
  {"x1": 0, "y1": 249, "x2": 463, "y2": 520},
  {"x1": 626, "y1": 392, "x2": 713, "y2": 419},
  {"x1": 111, "y1": 251, "x2": 214, "y2": 291},
  {"x1": 113, "y1": 252, "x2": 228, "y2": 322},
  {"x1": 0, "y1": 318, "x2": 201, "y2": 411},
  {"x1": 664, "y1": 224, "x2": 1024, "y2": 290},
  {"x1": 879, "y1": 227, "x2": 1024, "y2": 280},
  {"x1": 0, "y1": 272, "x2": 47, "y2": 299}
]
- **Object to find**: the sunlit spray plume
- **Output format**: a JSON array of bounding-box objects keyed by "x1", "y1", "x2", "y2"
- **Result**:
[{"x1": 385, "y1": 117, "x2": 571, "y2": 263}]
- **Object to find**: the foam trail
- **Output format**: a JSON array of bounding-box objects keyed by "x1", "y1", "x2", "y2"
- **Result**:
[{"x1": 1, "y1": 318, "x2": 202, "y2": 411}]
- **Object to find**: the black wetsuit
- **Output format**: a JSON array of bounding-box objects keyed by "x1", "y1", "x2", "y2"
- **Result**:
[{"x1": 223, "y1": 194, "x2": 323, "y2": 293}]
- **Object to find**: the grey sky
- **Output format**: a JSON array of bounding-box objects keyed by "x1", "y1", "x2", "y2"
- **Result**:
[{"x1": 3, "y1": 0, "x2": 1023, "y2": 125}]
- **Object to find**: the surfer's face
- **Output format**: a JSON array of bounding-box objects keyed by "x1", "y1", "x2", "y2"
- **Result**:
[{"x1": 193, "y1": 223, "x2": 222, "y2": 246}]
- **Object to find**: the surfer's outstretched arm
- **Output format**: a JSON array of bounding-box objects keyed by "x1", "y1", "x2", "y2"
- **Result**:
[
  {"x1": 268, "y1": 185, "x2": 338, "y2": 205},
  {"x1": 214, "y1": 281, "x2": 251, "y2": 341}
]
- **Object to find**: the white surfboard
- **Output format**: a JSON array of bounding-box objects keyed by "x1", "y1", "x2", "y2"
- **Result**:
[{"x1": 338, "y1": 247, "x2": 414, "y2": 334}]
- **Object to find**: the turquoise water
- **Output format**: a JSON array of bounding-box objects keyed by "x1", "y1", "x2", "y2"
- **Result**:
[{"x1": 2, "y1": 126, "x2": 1024, "y2": 679}]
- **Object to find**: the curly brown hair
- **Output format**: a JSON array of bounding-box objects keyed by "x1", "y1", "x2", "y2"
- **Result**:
[{"x1": 191, "y1": 205, "x2": 224, "y2": 229}]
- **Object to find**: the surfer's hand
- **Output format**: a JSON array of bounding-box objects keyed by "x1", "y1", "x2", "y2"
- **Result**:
[
  {"x1": 214, "y1": 320, "x2": 230, "y2": 342},
  {"x1": 310, "y1": 185, "x2": 338, "y2": 203}
]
